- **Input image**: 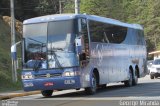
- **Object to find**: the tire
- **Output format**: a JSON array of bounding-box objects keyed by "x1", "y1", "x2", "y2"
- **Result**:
[
  {"x1": 133, "y1": 69, "x2": 138, "y2": 86},
  {"x1": 155, "y1": 75, "x2": 158, "y2": 78},
  {"x1": 41, "y1": 90, "x2": 53, "y2": 97},
  {"x1": 76, "y1": 88, "x2": 80, "y2": 90},
  {"x1": 150, "y1": 75, "x2": 154, "y2": 79},
  {"x1": 85, "y1": 74, "x2": 97, "y2": 95},
  {"x1": 100, "y1": 84, "x2": 107, "y2": 89},
  {"x1": 124, "y1": 69, "x2": 133, "y2": 87}
]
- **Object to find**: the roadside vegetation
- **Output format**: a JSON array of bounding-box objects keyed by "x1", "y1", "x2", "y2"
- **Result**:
[{"x1": 0, "y1": 16, "x2": 22, "y2": 92}]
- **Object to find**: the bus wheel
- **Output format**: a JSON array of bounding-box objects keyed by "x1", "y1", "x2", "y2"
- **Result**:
[
  {"x1": 155, "y1": 75, "x2": 158, "y2": 79},
  {"x1": 100, "y1": 84, "x2": 107, "y2": 89},
  {"x1": 85, "y1": 74, "x2": 97, "y2": 95},
  {"x1": 150, "y1": 75, "x2": 154, "y2": 79},
  {"x1": 124, "y1": 69, "x2": 133, "y2": 87},
  {"x1": 133, "y1": 70, "x2": 138, "y2": 86},
  {"x1": 41, "y1": 90, "x2": 53, "y2": 97}
]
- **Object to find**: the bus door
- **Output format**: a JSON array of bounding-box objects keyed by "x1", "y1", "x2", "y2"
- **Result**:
[{"x1": 76, "y1": 18, "x2": 90, "y2": 67}]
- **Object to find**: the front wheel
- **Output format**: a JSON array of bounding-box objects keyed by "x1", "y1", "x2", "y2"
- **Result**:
[
  {"x1": 41, "y1": 90, "x2": 53, "y2": 97},
  {"x1": 85, "y1": 74, "x2": 97, "y2": 95},
  {"x1": 155, "y1": 75, "x2": 158, "y2": 78}
]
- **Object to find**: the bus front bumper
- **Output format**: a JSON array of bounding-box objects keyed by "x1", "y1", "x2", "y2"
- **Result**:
[{"x1": 22, "y1": 76, "x2": 81, "y2": 91}]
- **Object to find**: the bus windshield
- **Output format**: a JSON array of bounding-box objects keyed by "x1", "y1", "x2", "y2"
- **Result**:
[{"x1": 23, "y1": 20, "x2": 79, "y2": 70}]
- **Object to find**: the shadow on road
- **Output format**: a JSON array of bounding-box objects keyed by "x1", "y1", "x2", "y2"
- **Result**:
[
  {"x1": 40, "y1": 82, "x2": 160, "y2": 98},
  {"x1": 94, "y1": 82, "x2": 160, "y2": 97}
]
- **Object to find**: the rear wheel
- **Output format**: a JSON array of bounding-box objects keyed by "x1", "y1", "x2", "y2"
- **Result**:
[
  {"x1": 85, "y1": 74, "x2": 97, "y2": 95},
  {"x1": 100, "y1": 84, "x2": 107, "y2": 89},
  {"x1": 133, "y1": 69, "x2": 138, "y2": 86},
  {"x1": 150, "y1": 75, "x2": 154, "y2": 79},
  {"x1": 41, "y1": 90, "x2": 53, "y2": 97},
  {"x1": 124, "y1": 69, "x2": 133, "y2": 87},
  {"x1": 155, "y1": 75, "x2": 158, "y2": 78}
]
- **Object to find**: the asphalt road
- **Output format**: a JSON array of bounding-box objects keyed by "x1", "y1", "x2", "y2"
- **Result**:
[{"x1": 1, "y1": 75, "x2": 160, "y2": 106}]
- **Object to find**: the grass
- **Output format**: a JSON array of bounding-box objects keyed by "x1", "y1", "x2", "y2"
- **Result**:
[{"x1": 0, "y1": 16, "x2": 22, "y2": 92}]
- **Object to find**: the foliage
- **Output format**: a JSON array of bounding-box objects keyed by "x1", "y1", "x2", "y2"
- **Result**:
[
  {"x1": 0, "y1": 16, "x2": 22, "y2": 92},
  {"x1": 0, "y1": 0, "x2": 60, "y2": 21},
  {"x1": 34, "y1": 0, "x2": 59, "y2": 16}
]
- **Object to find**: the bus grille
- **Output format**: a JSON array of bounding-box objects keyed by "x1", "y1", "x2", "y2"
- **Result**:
[{"x1": 35, "y1": 73, "x2": 61, "y2": 78}]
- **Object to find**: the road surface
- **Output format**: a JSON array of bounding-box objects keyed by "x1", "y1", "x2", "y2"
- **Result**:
[{"x1": 1, "y1": 75, "x2": 160, "y2": 106}]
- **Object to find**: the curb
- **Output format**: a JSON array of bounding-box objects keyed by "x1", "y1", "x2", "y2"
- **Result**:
[{"x1": 0, "y1": 91, "x2": 41, "y2": 100}]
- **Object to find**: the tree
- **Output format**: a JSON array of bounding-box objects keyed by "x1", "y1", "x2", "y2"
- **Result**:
[
  {"x1": 0, "y1": 0, "x2": 10, "y2": 17},
  {"x1": 35, "y1": 0, "x2": 59, "y2": 16},
  {"x1": 80, "y1": 0, "x2": 126, "y2": 21}
]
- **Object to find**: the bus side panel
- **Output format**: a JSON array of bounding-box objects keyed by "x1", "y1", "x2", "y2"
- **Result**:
[{"x1": 87, "y1": 42, "x2": 147, "y2": 85}]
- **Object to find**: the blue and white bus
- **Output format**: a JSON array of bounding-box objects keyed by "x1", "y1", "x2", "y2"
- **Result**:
[{"x1": 21, "y1": 14, "x2": 147, "y2": 97}]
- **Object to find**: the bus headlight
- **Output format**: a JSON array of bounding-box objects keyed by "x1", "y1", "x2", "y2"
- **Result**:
[
  {"x1": 21, "y1": 74, "x2": 34, "y2": 79},
  {"x1": 63, "y1": 71, "x2": 81, "y2": 77}
]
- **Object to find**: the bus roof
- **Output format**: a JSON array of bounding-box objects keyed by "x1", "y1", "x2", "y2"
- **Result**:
[{"x1": 23, "y1": 14, "x2": 143, "y2": 30}]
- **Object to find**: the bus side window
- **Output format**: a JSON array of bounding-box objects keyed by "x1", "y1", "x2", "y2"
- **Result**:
[
  {"x1": 124, "y1": 28, "x2": 137, "y2": 45},
  {"x1": 89, "y1": 21, "x2": 107, "y2": 43},
  {"x1": 139, "y1": 30, "x2": 145, "y2": 45},
  {"x1": 136, "y1": 30, "x2": 142, "y2": 45},
  {"x1": 104, "y1": 25, "x2": 127, "y2": 44},
  {"x1": 89, "y1": 20, "x2": 127, "y2": 44}
]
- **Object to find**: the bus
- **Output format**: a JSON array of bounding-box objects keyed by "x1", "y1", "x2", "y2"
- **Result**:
[{"x1": 21, "y1": 14, "x2": 147, "y2": 97}]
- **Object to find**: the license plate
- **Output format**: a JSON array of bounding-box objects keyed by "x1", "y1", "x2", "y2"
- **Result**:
[{"x1": 44, "y1": 82, "x2": 54, "y2": 86}]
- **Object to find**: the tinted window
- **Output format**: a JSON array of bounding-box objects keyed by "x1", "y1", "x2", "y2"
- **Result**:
[
  {"x1": 89, "y1": 21, "x2": 104, "y2": 42},
  {"x1": 23, "y1": 23, "x2": 47, "y2": 63},
  {"x1": 124, "y1": 28, "x2": 145, "y2": 45},
  {"x1": 48, "y1": 20, "x2": 76, "y2": 52},
  {"x1": 138, "y1": 30, "x2": 145, "y2": 45},
  {"x1": 89, "y1": 20, "x2": 127, "y2": 43},
  {"x1": 23, "y1": 23, "x2": 47, "y2": 43},
  {"x1": 136, "y1": 30, "x2": 143, "y2": 45}
]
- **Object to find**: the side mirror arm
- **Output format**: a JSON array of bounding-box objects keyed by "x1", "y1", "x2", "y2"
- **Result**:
[{"x1": 11, "y1": 41, "x2": 22, "y2": 60}]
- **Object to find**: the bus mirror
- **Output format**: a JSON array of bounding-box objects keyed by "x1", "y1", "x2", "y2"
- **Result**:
[
  {"x1": 75, "y1": 36, "x2": 84, "y2": 54},
  {"x1": 11, "y1": 44, "x2": 17, "y2": 60},
  {"x1": 11, "y1": 41, "x2": 22, "y2": 60}
]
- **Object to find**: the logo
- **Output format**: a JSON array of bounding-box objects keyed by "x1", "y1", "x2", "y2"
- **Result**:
[
  {"x1": 2, "y1": 100, "x2": 18, "y2": 106},
  {"x1": 46, "y1": 73, "x2": 51, "y2": 78},
  {"x1": 96, "y1": 44, "x2": 103, "y2": 66}
]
